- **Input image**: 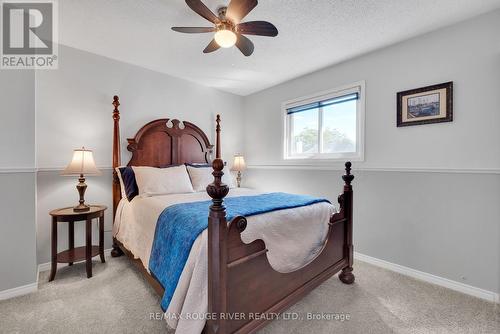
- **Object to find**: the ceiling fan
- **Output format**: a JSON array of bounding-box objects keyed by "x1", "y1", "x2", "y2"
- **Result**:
[{"x1": 172, "y1": 0, "x2": 278, "y2": 56}]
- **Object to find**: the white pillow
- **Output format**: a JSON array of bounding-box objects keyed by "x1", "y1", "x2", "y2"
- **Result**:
[
  {"x1": 132, "y1": 165, "x2": 194, "y2": 197},
  {"x1": 187, "y1": 165, "x2": 236, "y2": 192}
]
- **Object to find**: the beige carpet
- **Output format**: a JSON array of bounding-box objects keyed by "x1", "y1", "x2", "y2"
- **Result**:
[{"x1": 0, "y1": 257, "x2": 498, "y2": 334}]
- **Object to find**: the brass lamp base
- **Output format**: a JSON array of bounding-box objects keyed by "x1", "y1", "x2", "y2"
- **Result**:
[
  {"x1": 73, "y1": 174, "x2": 90, "y2": 212},
  {"x1": 236, "y1": 171, "x2": 242, "y2": 188}
]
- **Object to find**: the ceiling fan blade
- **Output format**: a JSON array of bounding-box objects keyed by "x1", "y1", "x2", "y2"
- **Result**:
[
  {"x1": 203, "y1": 39, "x2": 220, "y2": 53},
  {"x1": 185, "y1": 0, "x2": 219, "y2": 24},
  {"x1": 172, "y1": 27, "x2": 215, "y2": 34},
  {"x1": 226, "y1": 0, "x2": 258, "y2": 23},
  {"x1": 235, "y1": 34, "x2": 254, "y2": 56},
  {"x1": 236, "y1": 21, "x2": 278, "y2": 37}
]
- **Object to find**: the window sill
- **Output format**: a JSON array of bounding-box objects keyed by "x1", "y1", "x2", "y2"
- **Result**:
[
  {"x1": 246, "y1": 164, "x2": 354, "y2": 171},
  {"x1": 283, "y1": 155, "x2": 364, "y2": 163},
  {"x1": 248, "y1": 156, "x2": 364, "y2": 170}
]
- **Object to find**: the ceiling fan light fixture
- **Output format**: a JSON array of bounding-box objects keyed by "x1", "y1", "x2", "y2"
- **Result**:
[
  {"x1": 173, "y1": 0, "x2": 278, "y2": 56},
  {"x1": 214, "y1": 29, "x2": 237, "y2": 48}
]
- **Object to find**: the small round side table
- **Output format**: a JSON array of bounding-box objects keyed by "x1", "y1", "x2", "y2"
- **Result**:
[{"x1": 49, "y1": 205, "x2": 107, "y2": 281}]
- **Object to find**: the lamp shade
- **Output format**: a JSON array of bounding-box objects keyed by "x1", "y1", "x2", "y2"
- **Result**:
[
  {"x1": 231, "y1": 154, "x2": 246, "y2": 172},
  {"x1": 61, "y1": 147, "x2": 101, "y2": 176}
]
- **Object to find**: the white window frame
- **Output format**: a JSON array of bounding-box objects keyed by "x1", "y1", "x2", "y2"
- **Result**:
[{"x1": 282, "y1": 81, "x2": 365, "y2": 162}]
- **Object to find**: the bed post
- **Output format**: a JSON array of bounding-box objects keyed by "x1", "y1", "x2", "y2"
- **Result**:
[
  {"x1": 339, "y1": 161, "x2": 355, "y2": 284},
  {"x1": 111, "y1": 95, "x2": 124, "y2": 258},
  {"x1": 206, "y1": 115, "x2": 230, "y2": 334}
]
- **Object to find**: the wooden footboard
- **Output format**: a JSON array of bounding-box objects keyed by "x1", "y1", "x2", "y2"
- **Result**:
[{"x1": 206, "y1": 116, "x2": 354, "y2": 334}]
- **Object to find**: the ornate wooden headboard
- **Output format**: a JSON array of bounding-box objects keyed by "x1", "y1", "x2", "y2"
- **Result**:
[{"x1": 111, "y1": 95, "x2": 214, "y2": 218}]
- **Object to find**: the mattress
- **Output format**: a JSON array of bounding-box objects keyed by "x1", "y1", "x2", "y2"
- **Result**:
[{"x1": 113, "y1": 188, "x2": 335, "y2": 333}]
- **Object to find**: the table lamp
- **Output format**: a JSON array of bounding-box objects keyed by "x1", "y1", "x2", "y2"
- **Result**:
[
  {"x1": 61, "y1": 147, "x2": 101, "y2": 212},
  {"x1": 231, "y1": 154, "x2": 246, "y2": 188}
]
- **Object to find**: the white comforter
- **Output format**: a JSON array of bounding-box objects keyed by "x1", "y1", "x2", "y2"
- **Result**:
[{"x1": 114, "y1": 188, "x2": 334, "y2": 334}]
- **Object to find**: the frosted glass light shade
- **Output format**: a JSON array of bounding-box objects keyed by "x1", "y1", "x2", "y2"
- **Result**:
[
  {"x1": 61, "y1": 148, "x2": 101, "y2": 176},
  {"x1": 231, "y1": 155, "x2": 246, "y2": 172},
  {"x1": 214, "y1": 29, "x2": 237, "y2": 48}
]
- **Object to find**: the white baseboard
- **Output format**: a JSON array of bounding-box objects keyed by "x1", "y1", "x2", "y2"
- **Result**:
[
  {"x1": 37, "y1": 261, "x2": 54, "y2": 273},
  {"x1": 0, "y1": 282, "x2": 38, "y2": 301},
  {"x1": 0, "y1": 249, "x2": 114, "y2": 302},
  {"x1": 354, "y1": 252, "x2": 499, "y2": 304},
  {"x1": 37, "y1": 248, "x2": 113, "y2": 273}
]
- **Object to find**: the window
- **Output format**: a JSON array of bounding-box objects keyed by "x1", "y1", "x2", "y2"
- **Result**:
[{"x1": 283, "y1": 82, "x2": 364, "y2": 161}]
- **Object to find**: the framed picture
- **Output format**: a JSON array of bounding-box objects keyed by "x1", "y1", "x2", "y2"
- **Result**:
[{"x1": 397, "y1": 82, "x2": 453, "y2": 127}]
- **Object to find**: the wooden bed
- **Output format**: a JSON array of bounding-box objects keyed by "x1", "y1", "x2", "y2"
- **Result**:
[{"x1": 109, "y1": 95, "x2": 355, "y2": 334}]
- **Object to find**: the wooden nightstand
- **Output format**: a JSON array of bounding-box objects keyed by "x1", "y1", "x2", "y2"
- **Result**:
[{"x1": 49, "y1": 205, "x2": 107, "y2": 281}]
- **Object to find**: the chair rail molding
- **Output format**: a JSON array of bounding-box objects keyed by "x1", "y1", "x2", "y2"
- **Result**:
[
  {"x1": 36, "y1": 166, "x2": 113, "y2": 172},
  {"x1": 0, "y1": 166, "x2": 113, "y2": 173},
  {"x1": 0, "y1": 167, "x2": 37, "y2": 174},
  {"x1": 246, "y1": 164, "x2": 500, "y2": 174}
]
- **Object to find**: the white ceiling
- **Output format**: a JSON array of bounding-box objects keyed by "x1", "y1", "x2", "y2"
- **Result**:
[{"x1": 59, "y1": 0, "x2": 500, "y2": 96}]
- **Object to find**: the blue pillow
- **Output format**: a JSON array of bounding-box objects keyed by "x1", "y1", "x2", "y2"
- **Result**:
[{"x1": 118, "y1": 166, "x2": 138, "y2": 201}]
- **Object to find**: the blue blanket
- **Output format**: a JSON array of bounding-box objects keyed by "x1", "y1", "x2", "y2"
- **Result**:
[{"x1": 148, "y1": 192, "x2": 330, "y2": 311}]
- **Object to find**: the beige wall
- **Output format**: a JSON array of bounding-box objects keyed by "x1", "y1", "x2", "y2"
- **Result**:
[
  {"x1": 242, "y1": 11, "x2": 500, "y2": 293},
  {"x1": 0, "y1": 71, "x2": 38, "y2": 292}
]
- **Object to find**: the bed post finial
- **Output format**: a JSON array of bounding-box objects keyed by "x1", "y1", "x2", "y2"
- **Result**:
[
  {"x1": 111, "y1": 95, "x2": 124, "y2": 258},
  {"x1": 112, "y1": 95, "x2": 120, "y2": 113},
  {"x1": 339, "y1": 161, "x2": 355, "y2": 284},
  {"x1": 343, "y1": 161, "x2": 354, "y2": 187},
  {"x1": 208, "y1": 114, "x2": 227, "y2": 201},
  {"x1": 207, "y1": 114, "x2": 228, "y2": 204},
  {"x1": 112, "y1": 95, "x2": 121, "y2": 189},
  {"x1": 215, "y1": 114, "x2": 221, "y2": 159},
  {"x1": 206, "y1": 115, "x2": 229, "y2": 334},
  {"x1": 206, "y1": 114, "x2": 229, "y2": 219}
]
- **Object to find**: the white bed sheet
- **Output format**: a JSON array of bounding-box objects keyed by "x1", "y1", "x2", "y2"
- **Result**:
[{"x1": 114, "y1": 188, "x2": 335, "y2": 333}]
